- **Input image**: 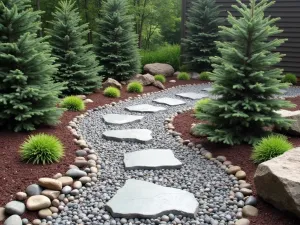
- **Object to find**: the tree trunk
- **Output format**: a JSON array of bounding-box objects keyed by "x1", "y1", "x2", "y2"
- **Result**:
[
  {"x1": 36, "y1": 0, "x2": 43, "y2": 37},
  {"x1": 84, "y1": 0, "x2": 92, "y2": 43}
]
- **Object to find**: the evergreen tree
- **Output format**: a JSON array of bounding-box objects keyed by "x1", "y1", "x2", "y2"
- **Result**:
[
  {"x1": 182, "y1": 0, "x2": 221, "y2": 71},
  {"x1": 0, "y1": 0, "x2": 65, "y2": 132},
  {"x1": 193, "y1": 0, "x2": 294, "y2": 145},
  {"x1": 47, "y1": 0, "x2": 102, "y2": 95},
  {"x1": 95, "y1": 0, "x2": 141, "y2": 81}
]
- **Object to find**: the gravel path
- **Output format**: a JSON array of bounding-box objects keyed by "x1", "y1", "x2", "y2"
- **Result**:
[{"x1": 51, "y1": 84, "x2": 300, "y2": 225}]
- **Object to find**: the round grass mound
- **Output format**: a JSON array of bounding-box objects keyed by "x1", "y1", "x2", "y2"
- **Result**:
[
  {"x1": 61, "y1": 96, "x2": 85, "y2": 111},
  {"x1": 282, "y1": 73, "x2": 297, "y2": 85},
  {"x1": 20, "y1": 133, "x2": 64, "y2": 164},
  {"x1": 199, "y1": 72, "x2": 211, "y2": 81},
  {"x1": 251, "y1": 134, "x2": 293, "y2": 163},
  {"x1": 177, "y1": 72, "x2": 191, "y2": 80},
  {"x1": 127, "y1": 81, "x2": 143, "y2": 93},
  {"x1": 103, "y1": 86, "x2": 121, "y2": 98},
  {"x1": 194, "y1": 98, "x2": 211, "y2": 113},
  {"x1": 154, "y1": 74, "x2": 166, "y2": 83}
]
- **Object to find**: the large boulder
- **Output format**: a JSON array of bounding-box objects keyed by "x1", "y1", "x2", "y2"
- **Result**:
[
  {"x1": 144, "y1": 63, "x2": 174, "y2": 77},
  {"x1": 275, "y1": 109, "x2": 300, "y2": 135},
  {"x1": 102, "y1": 78, "x2": 122, "y2": 90},
  {"x1": 254, "y1": 147, "x2": 300, "y2": 218},
  {"x1": 131, "y1": 74, "x2": 155, "y2": 86}
]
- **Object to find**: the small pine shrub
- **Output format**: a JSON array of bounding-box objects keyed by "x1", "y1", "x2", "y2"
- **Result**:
[
  {"x1": 103, "y1": 87, "x2": 121, "y2": 98},
  {"x1": 20, "y1": 134, "x2": 64, "y2": 164},
  {"x1": 177, "y1": 72, "x2": 191, "y2": 80},
  {"x1": 127, "y1": 82, "x2": 143, "y2": 93},
  {"x1": 194, "y1": 98, "x2": 211, "y2": 113},
  {"x1": 199, "y1": 72, "x2": 211, "y2": 81},
  {"x1": 282, "y1": 73, "x2": 297, "y2": 85},
  {"x1": 61, "y1": 96, "x2": 85, "y2": 111},
  {"x1": 154, "y1": 74, "x2": 166, "y2": 83},
  {"x1": 251, "y1": 134, "x2": 293, "y2": 163}
]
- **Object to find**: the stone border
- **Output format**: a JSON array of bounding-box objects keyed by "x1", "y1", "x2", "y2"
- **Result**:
[{"x1": 164, "y1": 110, "x2": 258, "y2": 225}]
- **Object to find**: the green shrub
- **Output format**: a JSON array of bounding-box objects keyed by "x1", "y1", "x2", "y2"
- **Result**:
[
  {"x1": 179, "y1": 65, "x2": 189, "y2": 72},
  {"x1": 20, "y1": 134, "x2": 64, "y2": 164},
  {"x1": 194, "y1": 98, "x2": 211, "y2": 113},
  {"x1": 282, "y1": 73, "x2": 297, "y2": 85},
  {"x1": 103, "y1": 87, "x2": 121, "y2": 98},
  {"x1": 141, "y1": 45, "x2": 180, "y2": 70},
  {"x1": 251, "y1": 134, "x2": 293, "y2": 163},
  {"x1": 177, "y1": 72, "x2": 191, "y2": 80},
  {"x1": 61, "y1": 96, "x2": 85, "y2": 111},
  {"x1": 199, "y1": 72, "x2": 211, "y2": 81},
  {"x1": 127, "y1": 81, "x2": 143, "y2": 93},
  {"x1": 154, "y1": 74, "x2": 166, "y2": 83}
]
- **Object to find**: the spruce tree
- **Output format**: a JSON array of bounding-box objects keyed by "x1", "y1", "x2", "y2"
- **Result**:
[
  {"x1": 47, "y1": 0, "x2": 102, "y2": 95},
  {"x1": 182, "y1": 0, "x2": 221, "y2": 71},
  {"x1": 95, "y1": 0, "x2": 141, "y2": 81},
  {"x1": 0, "y1": 0, "x2": 65, "y2": 132},
  {"x1": 193, "y1": 0, "x2": 294, "y2": 145}
]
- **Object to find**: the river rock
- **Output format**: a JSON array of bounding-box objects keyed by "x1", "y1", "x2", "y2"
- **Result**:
[
  {"x1": 38, "y1": 178, "x2": 62, "y2": 191},
  {"x1": 5, "y1": 201, "x2": 25, "y2": 215},
  {"x1": 26, "y1": 184, "x2": 43, "y2": 196},
  {"x1": 26, "y1": 195, "x2": 51, "y2": 211},
  {"x1": 4, "y1": 215, "x2": 22, "y2": 225},
  {"x1": 66, "y1": 169, "x2": 87, "y2": 178},
  {"x1": 56, "y1": 176, "x2": 73, "y2": 186},
  {"x1": 242, "y1": 205, "x2": 258, "y2": 217},
  {"x1": 41, "y1": 190, "x2": 60, "y2": 200}
]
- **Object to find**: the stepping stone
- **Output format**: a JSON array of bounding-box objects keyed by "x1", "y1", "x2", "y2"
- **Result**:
[
  {"x1": 153, "y1": 97, "x2": 186, "y2": 106},
  {"x1": 103, "y1": 129, "x2": 152, "y2": 143},
  {"x1": 202, "y1": 87, "x2": 213, "y2": 92},
  {"x1": 106, "y1": 179, "x2": 199, "y2": 219},
  {"x1": 176, "y1": 92, "x2": 208, "y2": 100},
  {"x1": 124, "y1": 149, "x2": 182, "y2": 170},
  {"x1": 125, "y1": 104, "x2": 166, "y2": 113},
  {"x1": 103, "y1": 114, "x2": 144, "y2": 125}
]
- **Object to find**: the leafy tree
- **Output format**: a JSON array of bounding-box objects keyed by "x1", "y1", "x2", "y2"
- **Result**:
[
  {"x1": 182, "y1": 0, "x2": 221, "y2": 71},
  {"x1": 0, "y1": 0, "x2": 65, "y2": 132},
  {"x1": 193, "y1": 0, "x2": 294, "y2": 145},
  {"x1": 95, "y1": 0, "x2": 140, "y2": 81},
  {"x1": 47, "y1": 0, "x2": 102, "y2": 95}
]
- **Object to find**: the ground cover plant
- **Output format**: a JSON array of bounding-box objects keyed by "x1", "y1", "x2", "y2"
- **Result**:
[
  {"x1": 0, "y1": 0, "x2": 64, "y2": 132},
  {"x1": 95, "y1": 0, "x2": 140, "y2": 81},
  {"x1": 47, "y1": 0, "x2": 102, "y2": 95},
  {"x1": 154, "y1": 75, "x2": 166, "y2": 83},
  {"x1": 20, "y1": 133, "x2": 64, "y2": 164},
  {"x1": 182, "y1": 0, "x2": 221, "y2": 71},
  {"x1": 177, "y1": 72, "x2": 191, "y2": 80},
  {"x1": 103, "y1": 87, "x2": 121, "y2": 98},
  {"x1": 60, "y1": 96, "x2": 85, "y2": 111},
  {"x1": 141, "y1": 45, "x2": 180, "y2": 71},
  {"x1": 193, "y1": 0, "x2": 294, "y2": 145},
  {"x1": 127, "y1": 82, "x2": 143, "y2": 93}
]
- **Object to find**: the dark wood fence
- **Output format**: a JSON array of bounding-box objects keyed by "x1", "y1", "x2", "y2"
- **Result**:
[{"x1": 181, "y1": 0, "x2": 300, "y2": 76}]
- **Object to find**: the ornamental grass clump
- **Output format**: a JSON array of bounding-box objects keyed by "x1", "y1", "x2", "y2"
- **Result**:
[
  {"x1": 20, "y1": 134, "x2": 64, "y2": 164},
  {"x1": 127, "y1": 81, "x2": 143, "y2": 93},
  {"x1": 103, "y1": 87, "x2": 121, "y2": 98},
  {"x1": 194, "y1": 98, "x2": 211, "y2": 113},
  {"x1": 199, "y1": 72, "x2": 211, "y2": 81},
  {"x1": 61, "y1": 96, "x2": 85, "y2": 111},
  {"x1": 154, "y1": 74, "x2": 166, "y2": 83},
  {"x1": 282, "y1": 73, "x2": 297, "y2": 85},
  {"x1": 251, "y1": 134, "x2": 293, "y2": 163},
  {"x1": 177, "y1": 72, "x2": 191, "y2": 80}
]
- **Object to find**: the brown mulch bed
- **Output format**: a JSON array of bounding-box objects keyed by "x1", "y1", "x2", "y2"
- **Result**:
[
  {"x1": 173, "y1": 97, "x2": 300, "y2": 225},
  {"x1": 0, "y1": 78, "x2": 207, "y2": 223}
]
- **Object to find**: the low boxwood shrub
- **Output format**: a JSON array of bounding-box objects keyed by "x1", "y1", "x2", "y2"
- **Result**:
[
  {"x1": 103, "y1": 87, "x2": 121, "y2": 98},
  {"x1": 199, "y1": 72, "x2": 211, "y2": 81},
  {"x1": 127, "y1": 81, "x2": 143, "y2": 93},
  {"x1": 177, "y1": 72, "x2": 191, "y2": 80},
  {"x1": 251, "y1": 134, "x2": 293, "y2": 163},
  {"x1": 194, "y1": 98, "x2": 211, "y2": 113},
  {"x1": 282, "y1": 73, "x2": 297, "y2": 85},
  {"x1": 154, "y1": 74, "x2": 166, "y2": 83},
  {"x1": 61, "y1": 96, "x2": 85, "y2": 111},
  {"x1": 20, "y1": 134, "x2": 64, "y2": 164}
]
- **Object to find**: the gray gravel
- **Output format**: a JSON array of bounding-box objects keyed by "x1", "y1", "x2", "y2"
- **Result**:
[{"x1": 49, "y1": 84, "x2": 300, "y2": 225}]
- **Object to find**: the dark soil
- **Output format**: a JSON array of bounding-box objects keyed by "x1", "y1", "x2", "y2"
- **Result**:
[
  {"x1": 172, "y1": 96, "x2": 300, "y2": 225},
  {"x1": 0, "y1": 78, "x2": 206, "y2": 223}
]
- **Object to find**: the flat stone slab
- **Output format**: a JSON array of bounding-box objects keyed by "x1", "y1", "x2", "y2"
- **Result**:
[
  {"x1": 202, "y1": 87, "x2": 213, "y2": 92},
  {"x1": 153, "y1": 97, "x2": 186, "y2": 106},
  {"x1": 103, "y1": 129, "x2": 152, "y2": 143},
  {"x1": 176, "y1": 92, "x2": 208, "y2": 100},
  {"x1": 106, "y1": 179, "x2": 199, "y2": 219},
  {"x1": 125, "y1": 104, "x2": 166, "y2": 113},
  {"x1": 124, "y1": 149, "x2": 182, "y2": 170},
  {"x1": 103, "y1": 114, "x2": 144, "y2": 125}
]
